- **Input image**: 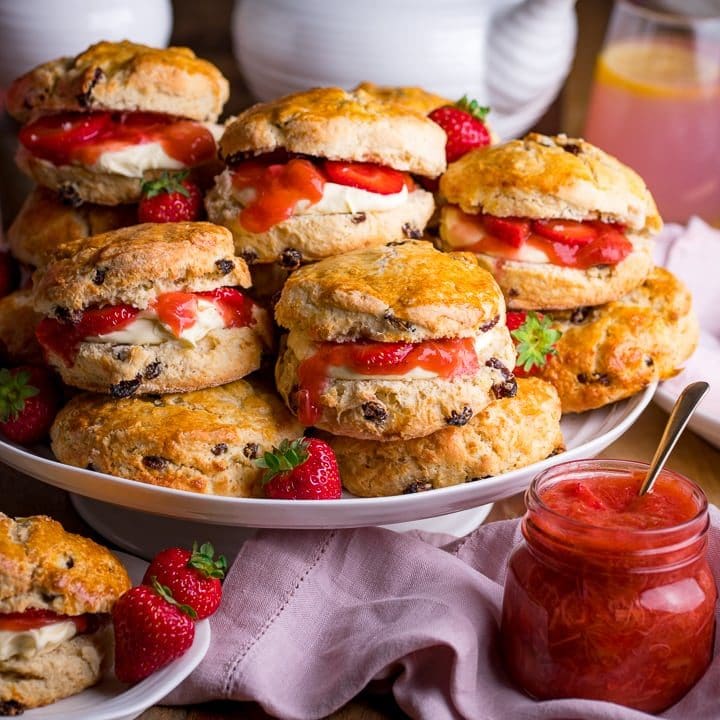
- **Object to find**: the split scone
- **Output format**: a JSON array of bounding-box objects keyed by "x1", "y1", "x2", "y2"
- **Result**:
[
  {"x1": 439, "y1": 133, "x2": 661, "y2": 310},
  {"x1": 353, "y1": 81, "x2": 451, "y2": 115},
  {"x1": 33, "y1": 222, "x2": 271, "y2": 396},
  {"x1": 523, "y1": 267, "x2": 698, "y2": 413},
  {"x1": 51, "y1": 379, "x2": 304, "y2": 496},
  {"x1": 205, "y1": 86, "x2": 446, "y2": 266},
  {"x1": 8, "y1": 187, "x2": 137, "y2": 270},
  {"x1": 327, "y1": 377, "x2": 563, "y2": 496},
  {"x1": 6, "y1": 40, "x2": 228, "y2": 205},
  {"x1": 0, "y1": 514, "x2": 130, "y2": 712},
  {"x1": 274, "y1": 241, "x2": 517, "y2": 441}
]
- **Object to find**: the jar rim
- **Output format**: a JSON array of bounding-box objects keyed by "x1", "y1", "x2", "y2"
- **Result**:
[{"x1": 527, "y1": 458, "x2": 708, "y2": 541}]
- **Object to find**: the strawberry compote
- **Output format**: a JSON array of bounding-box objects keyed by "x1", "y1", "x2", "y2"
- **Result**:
[
  {"x1": 35, "y1": 288, "x2": 254, "y2": 366},
  {"x1": 18, "y1": 111, "x2": 217, "y2": 167},
  {"x1": 501, "y1": 460, "x2": 716, "y2": 713},
  {"x1": 447, "y1": 208, "x2": 633, "y2": 269},
  {"x1": 295, "y1": 337, "x2": 479, "y2": 425}
]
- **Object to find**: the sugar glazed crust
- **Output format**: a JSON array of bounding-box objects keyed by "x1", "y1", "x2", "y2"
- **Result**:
[
  {"x1": 219, "y1": 87, "x2": 447, "y2": 177},
  {"x1": 6, "y1": 40, "x2": 229, "y2": 123}
]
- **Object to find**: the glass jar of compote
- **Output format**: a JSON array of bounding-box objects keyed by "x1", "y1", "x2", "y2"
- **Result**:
[{"x1": 501, "y1": 459, "x2": 716, "y2": 713}]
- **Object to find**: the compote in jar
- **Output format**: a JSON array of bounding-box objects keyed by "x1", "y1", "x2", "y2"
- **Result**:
[{"x1": 501, "y1": 459, "x2": 716, "y2": 713}]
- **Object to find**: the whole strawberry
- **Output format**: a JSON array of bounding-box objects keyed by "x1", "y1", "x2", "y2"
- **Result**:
[
  {"x1": 507, "y1": 311, "x2": 562, "y2": 377},
  {"x1": 0, "y1": 365, "x2": 60, "y2": 445},
  {"x1": 113, "y1": 579, "x2": 196, "y2": 684},
  {"x1": 428, "y1": 96, "x2": 491, "y2": 163},
  {"x1": 142, "y1": 542, "x2": 227, "y2": 620},
  {"x1": 256, "y1": 437, "x2": 342, "y2": 500},
  {"x1": 138, "y1": 171, "x2": 202, "y2": 223}
]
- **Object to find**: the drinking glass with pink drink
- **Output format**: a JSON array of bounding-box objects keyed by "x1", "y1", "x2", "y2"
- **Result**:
[{"x1": 584, "y1": 1, "x2": 720, "y2": 224}]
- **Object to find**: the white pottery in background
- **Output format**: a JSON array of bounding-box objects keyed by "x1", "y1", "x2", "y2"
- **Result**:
[
  {"x1": 232, "y1": 0, "x2": 577, "y2": 138},
  {"x1": 0, "y1": 0, "x2": 173, "y2": 88}
]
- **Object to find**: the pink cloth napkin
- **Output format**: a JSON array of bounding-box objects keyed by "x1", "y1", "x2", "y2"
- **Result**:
[
  {"x1": 167, "y1": 506, "x2": 720, "y2": 719},
  {"x1": 655, "y1": 218, "x2": 720, "y2": 424}
]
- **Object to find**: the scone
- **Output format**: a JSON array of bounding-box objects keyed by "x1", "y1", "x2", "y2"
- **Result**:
[
  {"x1": 205, "y1": 86, "x2": 446, "y2": 266},
  {"x1": 353, "y1": 82, "x2": 451, "y2": 115},
  {"x1": 327, "y1": 377, "x2": 563, "y2": 496},
  {"x1": 0, "y1": 514, "x2": 130, "y2": 712},
  {"x1": 8, "y1": 187, "x2": 137, "y2": 269},
  {"x1": 439, "y1": 133, "x2": 661, "y2": 310},
  {"x1": 51, "y1": 379, "x2": 304, "y2": 497},
  {"x1": 6, "y1": 41, "x2": 229, "y2": 205},
  {"x1": 525, "y1": 267, "x2": 698, "y2": 413},
  {"x1": 274, "y1": 240, "x2": 517, "y2": 441},
  {"x1": 33, "y1": 222, "x2": 271, "y2": 396}
]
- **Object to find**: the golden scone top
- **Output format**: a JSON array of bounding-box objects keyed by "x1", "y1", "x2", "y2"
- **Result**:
[
  {"x1": 0, "y1": 514, "x2": 131, "y2": 615},
  {"x1": 7, "y1": 40, "x2": 229, "y2": 123},
  {"x1": 440, "y1": 133, "x2": 662, "y2": 235},
  {"x1": 275, "y1": 240, "x2": 506, "y2": 342},
  {"x1": 51, "y1": 379, "x2": 305, "y2": 498},
  {"x1": 354, "y1": 82, "x2": 450, "y2": 116},
  {"x1": 7, "y1": 187, "x2": 137, "y2": 269},
  {"x1": 219, "y1": 87, "x2": 447, "y2": 178},
  {"x1": 33, "y1": 221, "x2": 250, "y2": 315}
]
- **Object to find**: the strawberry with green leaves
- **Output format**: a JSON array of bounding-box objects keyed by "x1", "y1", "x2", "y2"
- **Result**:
[
  {"x1": 113, "y1": 578, "x2": 196, "y2": 684},
  {"x1": 257, "y1": 437, "x2": 341, "y2": 500},
  {"x1": 0, "y1": 366, "x2": 60, "y2": 445},
  {"x1": 429, "y1": 95, "x2": 492, "y2": 163},
  {"x1": 138, "y1": 171, "x2": 203, "y2": 223},
  {"x1": 507, "y1": 311, "x2": 562, "y2": 377},
  {"x1": 142, "y1": 542, "x2": 227, "y2": 620}
]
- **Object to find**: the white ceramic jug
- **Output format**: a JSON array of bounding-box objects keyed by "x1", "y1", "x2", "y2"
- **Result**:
[
  {"x1": 232, "y1": 0, "x2": 577, "y2": 138},
  {"x1": 0, "y1": 0, "x2": 173, "y2": 88}
]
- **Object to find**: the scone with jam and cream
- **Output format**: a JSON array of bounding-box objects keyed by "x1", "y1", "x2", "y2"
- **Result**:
[
  {"x1": 32, "y1": 222, "x2": 271, "y2": 396},
  {"x1": 6, "y1": 41, "x2": 228, "y2": 205},
  {"x1": 205, "y1": 87, "x2": 446, "y2": 268},
  {"x1": 274, "y1": 240, "x2": 517, "y2": 441},
  {"x1": 439, "y1": 133, "x2": 660, "y2": 310},
  {"x1": 0, "y1": 514, "x2": 130, "y2": 712}
]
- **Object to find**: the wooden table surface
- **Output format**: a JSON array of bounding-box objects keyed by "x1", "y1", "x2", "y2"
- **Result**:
[{"x1": 4, "y1": 1, "x2": 716, "y2": 718}]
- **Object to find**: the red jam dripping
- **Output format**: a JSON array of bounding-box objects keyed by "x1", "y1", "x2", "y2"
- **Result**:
[
  {"x1": 295, "y1": 337, "x2": 479, "y2": 425},
  {"x1": 232, "y1": 158, "x2": 326, "y2": 233},
  {"x1": 501, "y1": 464, "x2": 716, "y2": 713},
  {"x1": 18, "y1": 111, "x2": 216, "y2": 167},
  {"x1": 453, "y1": 209, "x2": 633, "y2": 269},
  {"x1": 35, "y1": 289, "x2": 254, "y2": 366},
  {"x1": 36, "y1": 304, "x2": 140, "y2": 366},
  {"x1": 0, "y1": 609, "x2": 91, "y2": 634}
]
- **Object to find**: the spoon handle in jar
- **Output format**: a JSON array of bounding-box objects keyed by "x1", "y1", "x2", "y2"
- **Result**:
[{"x1": 638, "y1": 381, "x2": 710, "y2": 496}]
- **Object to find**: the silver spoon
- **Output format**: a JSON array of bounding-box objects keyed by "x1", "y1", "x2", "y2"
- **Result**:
[{"x1": 638, "y1": 381, "x2": 710, "y2": 496}]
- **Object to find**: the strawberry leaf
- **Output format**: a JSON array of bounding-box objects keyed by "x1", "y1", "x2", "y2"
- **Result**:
[
  {"x1": 456, "y1": 95, "x2": 490, "y2": 121},
  {"x1": 255, "y1": 437, "x2": 310, "y2": 484},
  {"x1": 511, "y1": 312, "x2": 562, "y2": 372},
  {"x1": 0, "y1": 369, "x2": 39, "y2": 422},
  {"x1": 151, "y1": 576, "x2": 198, "y2": 619},
  {"x1": 187, "y1": 541, "x2": 228, "y2": 580},
  {"x1": 141, "y1": 171, "x2": 190, "y2": 199}
]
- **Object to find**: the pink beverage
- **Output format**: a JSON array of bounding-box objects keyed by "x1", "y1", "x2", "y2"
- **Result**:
[{"x1": 584, "y1": 40, "x2": 720, "y2": 223}]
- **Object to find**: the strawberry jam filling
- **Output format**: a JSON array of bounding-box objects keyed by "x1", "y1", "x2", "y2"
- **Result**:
[
  {"x1": 230, "y1": 155, "x2": 413, "y2": 233},
  {"x1": 0, "y1": 609, "x2": 100, "y2": 634},
  {"x1": 295, "y1": 337, "x2": 479, "y2": 425},
  {"x1": 35, "y1": 288, "x2": 255, "y2": 366},
  {"x1": 447, "y1": 208, "x2": 633, "y2": 269},
  {"x1": 19, "y1": 111, "x2": 217, "y2": 167}
]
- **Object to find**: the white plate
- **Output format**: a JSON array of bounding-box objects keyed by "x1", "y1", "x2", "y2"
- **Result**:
[
  {"x1": 23, "y1": 552, "x2": 210, "y2": 720},
  {"x1": 655, "y1": 338, "x2": 720, "y2": 448},
  {"x1": 0, "y1": 384, "x2": 656, "y2": 529}
]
